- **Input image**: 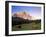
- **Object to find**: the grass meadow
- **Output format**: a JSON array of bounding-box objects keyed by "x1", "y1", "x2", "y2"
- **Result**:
[{"x1": 12, "y1": 20, "x2": 41, "y2": 31}]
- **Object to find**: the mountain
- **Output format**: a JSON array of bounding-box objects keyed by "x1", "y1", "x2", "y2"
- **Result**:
[
  {"x1": 12, "y1": 12, "x2": 41, "y2": 20},
  {"x1": 12, "y1": 12, "x2": 41, "y2": 26}
]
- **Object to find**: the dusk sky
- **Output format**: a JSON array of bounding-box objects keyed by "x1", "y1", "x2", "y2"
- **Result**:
[{"x1": 12, "y1": 6, "x2": 41, "y2": 17}]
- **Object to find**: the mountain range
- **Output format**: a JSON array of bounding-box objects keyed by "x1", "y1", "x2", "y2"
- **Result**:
[
  {"x1": 12, "y1": 12, "x2": 41, "y2": 26},
  {"x1": 12, "y1": 12, "x2": 41, "y2": 20}
]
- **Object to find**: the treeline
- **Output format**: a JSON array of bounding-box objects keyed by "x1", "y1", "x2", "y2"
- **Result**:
[{"x1": 12, "y1": 16, "x2": 41, "y2": 26}]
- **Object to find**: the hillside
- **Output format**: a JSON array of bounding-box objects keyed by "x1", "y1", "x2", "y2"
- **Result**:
[
  {"x1": 12, "y1": 16, "x2": 41, "y2": 26},
  {"x1": 12, "y1": 16, "x2": 41, "y2": 31}
]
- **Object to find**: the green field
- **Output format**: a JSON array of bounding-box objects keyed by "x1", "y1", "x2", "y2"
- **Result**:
[{"x1": 12, "y1": 21, "x2": 41, "y2": 31}]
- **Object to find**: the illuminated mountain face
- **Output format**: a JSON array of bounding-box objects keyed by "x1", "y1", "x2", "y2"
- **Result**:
[
  {"x1": 12, "y1": 12, "x2": 41, "y2": 20},
  {"x1": 12, "y1": 12, "x2": 32, "y2": 20}
]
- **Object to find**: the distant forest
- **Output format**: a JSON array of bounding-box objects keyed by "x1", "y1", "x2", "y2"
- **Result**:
[{"x1": 12, "y1": 16, "x2": 41, "y2": 26}]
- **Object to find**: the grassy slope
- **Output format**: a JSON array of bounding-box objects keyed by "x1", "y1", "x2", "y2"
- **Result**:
[{"x1": 12, "y1": 22, "x2": 41, "y2": 31}]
